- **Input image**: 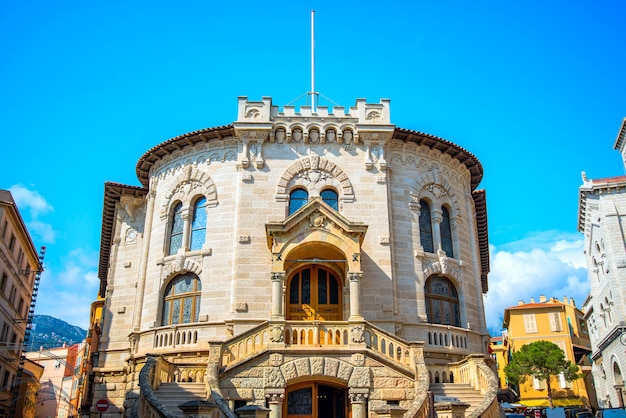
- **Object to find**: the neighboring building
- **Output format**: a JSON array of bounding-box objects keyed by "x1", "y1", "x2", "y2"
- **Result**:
[
  {"x1": 501, "y1": 295, "x2": 594, "y2": 408},
  {"x1": 77, "y1": 296, "x2": 104, "y2": 415},
  {"x1": 88, "y1": 96, "x2": 497, "y2": 417},
  {"x1": 0, "y1": 190, "x2": 43, "y2": 417},
  {"x1": 489, "y1": 335, "x2": 508, "y2": 389},
  {"x1": 26, "y1": 342, "x2": 85, "y2": 418},
  {"x1": 579, "y1": 117, "x2": 626, "y2": 409},
  {"x1": 16, "y1": 358, "x2": 44, "y2": 418}
]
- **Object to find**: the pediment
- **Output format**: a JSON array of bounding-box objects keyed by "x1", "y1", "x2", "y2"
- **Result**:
[{"x1": 265, "y1": 197, "x2": 367, "y2": 257}]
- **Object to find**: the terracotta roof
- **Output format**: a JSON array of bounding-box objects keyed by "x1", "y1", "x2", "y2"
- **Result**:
[
  {"x1": 613, "y1": 117, "x2": 626, "y2": 150},
  {"x1": 97, "y1": 182, "x2": 147, "y2": 295},
  {"x1": 472, "y1": 189, "x2": 489, "y2": 293},
  {"x1": 135, "y1": 125, "x2": 484, "y2": 191},
  {"x1": 392, "y1": 127, "x2": 484, "y2": 190},
  {"x1": 136, "y1": 125, "x2": 235, "y2": 187}
]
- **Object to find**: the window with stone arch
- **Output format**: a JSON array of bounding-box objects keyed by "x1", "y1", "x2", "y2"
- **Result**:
[
  {"x1": 168, "y1": 202, "x2": 184, "y2": 255},
  {"x1": 289, "y1": 188, "x2": 308, "y2": 215},
  {"x1": 162, "y1": 273, "x2": 202, "y2": 326},
  {"x1": 441, "y1": 205, "x2": 454, "y2": 258},
  {"x1": 419, "y1": 199, "x2": 434, "y2": 253},
  {"x1": 321, "y1": 188, "x2": 338, "y2": 211},
  {"x1": 425, "y1": 275, "x2": 460, "y2": 327},
  {"x1": 190, "y1": 196, "x2": 207, "y2": 251}
]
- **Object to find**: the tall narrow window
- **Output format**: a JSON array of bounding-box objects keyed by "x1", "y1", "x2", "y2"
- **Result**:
[
  {"x1": 162, "y1": 274, "x2": 202, "y2": 326},
  {"x1": 289, "y1": 189, "x2": 308, "y2": 215},
  {"x1": 168, "y1": 203, "x2": 184, "y2": 255},
  {"x1": 425, "y1": 276, "x2": 460, "y2": 327},
  {"x1": 441, "y1": 206, "x2": 454, "y2": 257},
  {"x1": 523, "y1": 314, "x2": 538, "y2": 333},
  {"x1": 190, "y1": 197, "x2": 207, "y2": 251},
  {"x1": 321, "y1": 189, "x2": 338, "y2": 211},
  {"x1": 419, "y1": 200, "x2": 434, "y2": 253}
]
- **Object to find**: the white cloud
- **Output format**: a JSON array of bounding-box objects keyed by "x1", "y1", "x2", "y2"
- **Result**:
[
  {"x1": 35, "y1": 248, "x2": 99, "y2": 330},
  {"x1": 483, "y1": 232, "x2": 589, "y2": 336},
  {"x1": 8, "y1": 184, "x2": 53, "y2": 218},
  {"x1": 8, "y1": 184, "x2": 56, "y2": 243}
]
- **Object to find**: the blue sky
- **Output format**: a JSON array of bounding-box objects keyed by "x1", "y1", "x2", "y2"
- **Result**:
[{"x1": 2, "y1": 1, "x2": 624, "y2": 332}]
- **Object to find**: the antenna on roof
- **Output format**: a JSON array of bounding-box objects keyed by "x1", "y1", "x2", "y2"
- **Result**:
[{"x1": 309, "y1": 10, "x2": 317, "y2": 112}]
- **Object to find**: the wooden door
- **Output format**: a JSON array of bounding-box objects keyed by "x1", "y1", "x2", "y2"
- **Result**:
[{"x1": 287, "y1": 266, "x2": 342, "y2": 321}]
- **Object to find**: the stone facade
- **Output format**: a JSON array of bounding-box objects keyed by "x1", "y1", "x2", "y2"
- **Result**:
[
  {"x1": 89, "y1": 97, "x2": 496, "y2": 417},
  {"x1": 579, "y1": 118, "x2": 626, "y2": 409}
]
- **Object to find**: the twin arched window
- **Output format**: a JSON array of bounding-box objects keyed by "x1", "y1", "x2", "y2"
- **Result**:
[
  {"x1": 168, "y1": 197, "x2": 207, "y2": 255},
  {"x1": 162, "y1": 274, "x2": 202, "y2": 326},
  {"x1": 419, "y1": 199, "x2": 454, "y2": 258},
  {"x1": 288, "y1": 188, "x2": 339, "y2": 215},
  {"x1": 425, "y1": 276, "x2": 460, "y2": 327}
]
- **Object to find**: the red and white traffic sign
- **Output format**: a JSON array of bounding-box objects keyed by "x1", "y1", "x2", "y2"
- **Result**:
[{"x1": 96, "y1": 399, "x2": 109, "y2": 412}]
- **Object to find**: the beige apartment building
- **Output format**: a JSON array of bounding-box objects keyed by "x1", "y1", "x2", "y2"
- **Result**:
[
  {"x1": 0, "y1": 190, "x2": 43, "y2": 417},
  {"x1": 88, "y1": 96, "x2": 498, "y2": 418}
]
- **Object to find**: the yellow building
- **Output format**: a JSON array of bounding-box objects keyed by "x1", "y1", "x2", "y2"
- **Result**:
[{"x1": 500, "y1": 295, "x2": 595, "y2": 408}]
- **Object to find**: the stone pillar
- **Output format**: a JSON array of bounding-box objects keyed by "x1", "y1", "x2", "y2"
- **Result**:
[
  {"x1": 132, "y1": 190, "x2": 155, "y2": 331},
  {"x1": 270, "y1": 272, "x2": 286, "y2": 320},
  {"x1": 236, "y1": 404, "x2": 271, "y2": 418},
  {"x1": 181, "y1": 208, "x2": 191, "y2": 251},
  {"x1": 431, "y1": 209, "x2": 443, "y2": 251},
  {"x1": 265, "y1": 391, "x2": 284, "y2": 418},
  {"x1": 348, "y1": 272, "x2": 363, "y2": 321},
  {"x1": 349, "y1": 390, "x2": 368, "y2": 418}
]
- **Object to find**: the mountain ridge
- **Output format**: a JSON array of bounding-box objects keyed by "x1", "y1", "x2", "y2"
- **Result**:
[{"x1": 28, "y1": 314, "x2": 87, "y2": 350}]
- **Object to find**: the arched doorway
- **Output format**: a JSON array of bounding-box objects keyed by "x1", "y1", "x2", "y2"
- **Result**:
[
  {"x1": 285, "y1": 381, "x2": 348, "y2": 418},
  {"x1": 287, "y1": 265, "x2": 343, "y2": 321}
]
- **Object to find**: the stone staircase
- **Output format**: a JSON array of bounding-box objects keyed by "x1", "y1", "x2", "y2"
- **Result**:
[
  {"x1": 154, "y1": 382, "x2": 207, "y2": 417},
  {"x1": 429, "y1": 383, "x2": 484, "y2": 416}
]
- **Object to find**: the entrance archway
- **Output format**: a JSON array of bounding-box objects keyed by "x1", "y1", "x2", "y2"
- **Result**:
[
  {"x1": 287, "y1": 265, "x2": 343, "y2": 321},
  {"x1": 285, "y1": 381, "x2": 348, "y2": 418}
]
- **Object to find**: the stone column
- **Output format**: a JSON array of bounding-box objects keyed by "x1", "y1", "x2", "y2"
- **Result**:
[
  {"x1": 132, "y1": 190, "x2": 155, "y2": 331},
  {"x1": 431, "y1": 209, "x2": 443, "y2": 251},
  {"x1": 266, "y1": 391, "x2": 284, "y2": 418},
  {"x1": 348, "y1": 272, "x2": 363, "y2": 321},
  {"x1": 270, "y1": 272, "x2": 286, "y2": 320},
  {"x1": 181, "y1": 208, "x2": 191, "y2": 251},
  {"x1": 348, "y1": 391, "x2": 368, "y2": 418}
]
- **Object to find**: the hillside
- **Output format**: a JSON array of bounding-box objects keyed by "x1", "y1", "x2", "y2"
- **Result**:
[{"x1": 27, "y1": 315, "x2": 87, "y2": 350}]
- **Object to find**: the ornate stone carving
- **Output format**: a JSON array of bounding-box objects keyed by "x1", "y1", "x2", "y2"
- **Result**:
[
  {"x1": 348, "y1": 272, "x2": 362, "y2": 283},
  {"x1": 348, "y1": 392, "x2": 368, "y2": 403},
  {"x1": 309, "y1": 211, "x2": 326, "y2": 229},
  {"x1": 350, "y1": 325, "x2": 365, "y2": 343},
  {"x1": 270, "y1": 325, "x2": 284, "y2": 343}
]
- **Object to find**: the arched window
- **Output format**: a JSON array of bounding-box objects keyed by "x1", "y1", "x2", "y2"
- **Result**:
[
  {"x1": 190, "y1": 197, "x2": 207, "y2": 251},
  {"x1": 419, "y1": 200, "x2": 434, "y2": 253},
  {"x1": 321, "y1": 189, "x2": 338, "y2": 211},
  {"x1": 162, "y1": 274, "x2": 202, "y2": 326},
  {"x1": 441, "y1": 206, "x2": 454, "y2": 257},
  {"x1": 289, "y1": 189, "x2": 308, "y2": 215},
  {"x1": 425, "y1": 276, "x2": 460, "y2": 327},
  {"x1": 169, "y1": 202, "x2": 184, "y2": 255}
]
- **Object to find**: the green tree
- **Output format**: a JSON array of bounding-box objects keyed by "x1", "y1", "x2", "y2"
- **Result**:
[{"x1": 504, "y1": 340, "x2": 582, "y2": 408}]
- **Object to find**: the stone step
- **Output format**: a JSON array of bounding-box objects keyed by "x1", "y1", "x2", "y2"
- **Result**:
[
  {"x1": 154, "y1": 382, "x2": 207, "y2": 417},
  {"x1": 429, "y1": 383, "x2": 484, "y2": 415}
]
